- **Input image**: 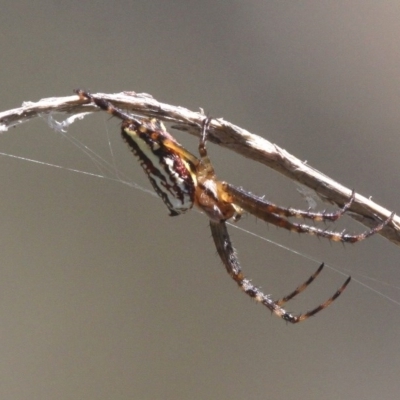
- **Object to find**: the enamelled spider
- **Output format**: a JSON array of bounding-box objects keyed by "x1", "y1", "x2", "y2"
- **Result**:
[{"x1": 76, "y1": 90, "x2": 392, "y2": 324}]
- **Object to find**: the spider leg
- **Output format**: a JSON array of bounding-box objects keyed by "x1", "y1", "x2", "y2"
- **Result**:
[
  {"x1": 209, "y1": 220, "x2": 350, "y2": 323},
  {"x1": 223, "y1": 184, "x2": 355, "y2": 222},
  {"x1": 224, "y1": 184, "x2": 393, "y2": 243},
  {"x1": 289, "y1": 275, "x2": 351, "y2": 322},
  {"x1": 275, "y1": 262, "x2": 325, "y2": 306},
  {"x1": 274, "y1": 210, "x2": 392, "y2": 243},
  {"x1": 75, "y1": 89, "x2": 143, "y2": 128},
  {"x1": 197, "y1": 117, "x2": 217, "y2": 178}
]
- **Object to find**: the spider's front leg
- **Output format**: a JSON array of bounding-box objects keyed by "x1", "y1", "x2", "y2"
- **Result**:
[
  {"x1": 224, "y1": 182, "x2": 393, "y2": 244},
  {"x1": 223, "y1": 184, "x2": 356, "y2": 222},
  {"x1": 197, "y1": 117, "x2": 351, "y2": 322},
  {"x1": 209, "y1": 220, "x2": 351, "y2": 323}
]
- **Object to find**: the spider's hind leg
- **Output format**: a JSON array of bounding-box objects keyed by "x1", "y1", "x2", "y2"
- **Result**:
[{"x1": 75, "y1": 89, "x2": 138, "y2": 125}]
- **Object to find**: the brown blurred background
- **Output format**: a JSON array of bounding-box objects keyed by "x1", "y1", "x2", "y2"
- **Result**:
[{"x1": 0, "y1": 1, "x2": 399, "y2": 399}]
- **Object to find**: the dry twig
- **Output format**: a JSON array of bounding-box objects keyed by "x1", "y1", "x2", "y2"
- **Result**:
[{"x1": 0, "y1": 91, "x2": 398, "y2": 245}]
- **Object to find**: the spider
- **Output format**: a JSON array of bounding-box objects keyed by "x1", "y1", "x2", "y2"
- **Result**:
[{"x1": 75, "y1": 89, "x2": 392, "y2": 323}]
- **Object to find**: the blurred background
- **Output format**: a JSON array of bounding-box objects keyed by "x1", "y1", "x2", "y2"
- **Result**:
[{"x1": 0, "y1": 1, "x2": 399, "y2": 399}]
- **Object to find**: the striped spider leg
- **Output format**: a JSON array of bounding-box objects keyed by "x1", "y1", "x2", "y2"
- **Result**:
[
  {"x1": 198, "y1": 119, "x2": 389, "y2": 323},
  {"x1": 209, "y1": 222, "x2": 351, "y2": 323},
  {"x1": 221, "y1": 184, "x2": 393, "y2": 243},
  {"x1": 75, "y1": 90, "x2": 392, "y2": 323}
]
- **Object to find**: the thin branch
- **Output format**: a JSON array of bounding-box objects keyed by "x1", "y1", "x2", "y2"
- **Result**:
[{"x1": 0, "y1": 91, "x2": 398, "y2": 245}]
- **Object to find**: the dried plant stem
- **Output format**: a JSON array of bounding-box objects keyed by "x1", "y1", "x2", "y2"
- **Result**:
[{"x1": 0, "y1": 91, "x2": 398, "y2": 245}]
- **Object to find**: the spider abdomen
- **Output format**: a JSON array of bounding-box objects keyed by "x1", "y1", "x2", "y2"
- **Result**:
[{"x1": 121, "y1": 119, "x2": 196, "y2": 216}]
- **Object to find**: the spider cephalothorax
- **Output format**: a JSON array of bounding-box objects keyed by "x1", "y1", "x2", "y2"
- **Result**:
[{"x1": 76, "y1": 89, "x2": 392, "y2": 323}]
